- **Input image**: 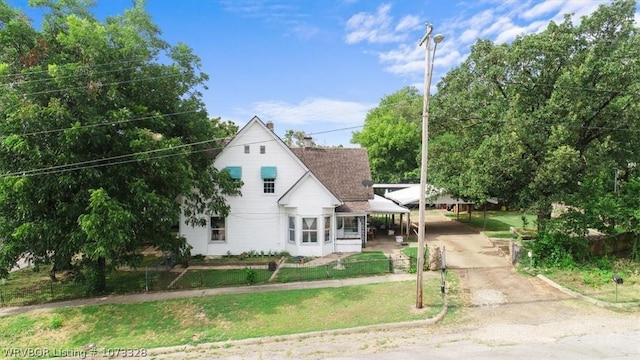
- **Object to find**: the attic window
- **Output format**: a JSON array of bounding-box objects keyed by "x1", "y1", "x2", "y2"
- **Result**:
[
  {"x1": 260, "y1": 145, "x2": 266, "y2": 154},
  {"x1": 244, "y1": 145, "x2": 250, "y2": 154}
]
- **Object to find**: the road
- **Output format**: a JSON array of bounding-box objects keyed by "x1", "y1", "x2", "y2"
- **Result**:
[{"x1": 151, "y1": 212, "x2": 640, "y2": 359}]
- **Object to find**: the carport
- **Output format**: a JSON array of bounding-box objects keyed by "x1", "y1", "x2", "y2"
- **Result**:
[
  {"x1": 367, "y1": 194, "x2": 411, "y2": 242},
  {"x1": 383, "y1": 184, "x2": 499, "y2": 222}
]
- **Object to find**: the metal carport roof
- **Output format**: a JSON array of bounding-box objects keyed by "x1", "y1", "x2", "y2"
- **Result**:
[{"x1": 368, "y1": 194, "x2": 410, "y2": 213}]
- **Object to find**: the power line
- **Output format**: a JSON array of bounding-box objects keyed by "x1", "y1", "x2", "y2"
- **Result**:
[
  {"x1": 1, "y1": 124, "x2": 365, "y2": 178},
  {"x1": 307, "y1": 125, "x2": 362, "y2": 136},
  {"x1": 1, "y1": 110, "x2": 199, "y2": 139},
  {"x1": 20, "y1": 73, "x2": 182, "y2": 97},
  {"x1": 0, "y1": 58, "x2": 148, "y2": 80},
  {"x1": 4, "y1": 137, "x2": 227, "y2": 178},
  {"x1": 0, "y1": 64, "x2": 147, "y2": 87}
]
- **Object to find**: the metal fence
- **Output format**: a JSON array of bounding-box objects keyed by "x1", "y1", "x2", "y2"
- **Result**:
[{"x1": 1, "y1": 256, "x2": 416, "y2": 307}]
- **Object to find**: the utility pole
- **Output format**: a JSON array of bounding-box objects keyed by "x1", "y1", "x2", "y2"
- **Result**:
[{"x1": 416, "y1": 23, "x2": 444, "y2": 308}]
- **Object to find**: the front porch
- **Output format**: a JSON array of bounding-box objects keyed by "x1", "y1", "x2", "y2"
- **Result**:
[{"x1": 363, "y1": 229, "x2": 412, "y2": 255}]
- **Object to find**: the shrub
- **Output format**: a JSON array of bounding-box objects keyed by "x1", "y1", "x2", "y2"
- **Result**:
[{"x1": 244, "y1": 267, "x2": 257, "y2": 285}]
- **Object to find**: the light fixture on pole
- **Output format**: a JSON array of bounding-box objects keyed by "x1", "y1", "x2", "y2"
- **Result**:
[{"x1": 416, "y1": 23, "x2": 444, "y2": 309}]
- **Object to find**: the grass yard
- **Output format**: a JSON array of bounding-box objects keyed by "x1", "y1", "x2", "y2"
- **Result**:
[
  {"x1": 277, "y1": 252, "x2": 391, "y2": 282},
  {"x1": 190, "y1": 254, "x2": 285, "y2": 266},
  {"x1": 538, "y1": 259, "x2": 640, "y2": 304},
  {"x1": 170, "y1": 268, "x2": 273, "y2": 289},
  {"x1": 1, "y1": 252, "x2": 399, "y2": 306},
  {"x1": 0, "y1": 280, "x2": 445, "y2": 350},
  {"x1": 0, "y1": 266, "x2": 182, "y2": 306},
  {"x1": 445, "y1": 210, "x2": 536, "y2": 239}
]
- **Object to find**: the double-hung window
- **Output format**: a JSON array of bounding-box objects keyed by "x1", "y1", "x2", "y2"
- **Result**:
[
  {"x1": 324, "y1": 216, "x2": 331, "y2": 242},
  {"x1": 210, "y1": 216, "x2": 226, "y2": 242},
  {"x1": 302, "y1": 218, "x2": 318, "y2": 243},
  {"x1": 263, "y1": 178, "x2": 275, "y2": 193},
  {"x1": 338, "y1": 217, "x2": 358, "y2": 234},
  {"x1": 261, "y1": 166, "x2": 277, "y2": 194},
  {"x1": 288, "y1": 216, "x2": 296, "y2": 243}
]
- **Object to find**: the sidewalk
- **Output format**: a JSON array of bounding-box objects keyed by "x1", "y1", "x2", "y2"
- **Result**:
[{"x1": 0, "y1": 273, "x2": 438, "y2": 317}]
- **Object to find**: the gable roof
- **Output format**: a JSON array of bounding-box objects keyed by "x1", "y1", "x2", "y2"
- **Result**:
[
  {"x1": 221, "y1": 116, "x2": 308, "y2": 169},
  {"x1": 278, "y1": 170, "x2": 342, "y2": 206},
  {"x1": 290, "y1": 147, "x2": 374, "y2": 202}
]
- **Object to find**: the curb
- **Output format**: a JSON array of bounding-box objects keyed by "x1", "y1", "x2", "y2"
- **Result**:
[
  {"x1": 147, "y1": 295, "x2": 449, "y2": 358},
  {"x1": 536, "y1": 274, "x2": 640, "y2": 308}
]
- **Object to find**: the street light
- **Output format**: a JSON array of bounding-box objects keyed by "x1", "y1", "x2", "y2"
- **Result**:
[{"x1": 416, "y1": 23, "x2": 444, "y2": 309}]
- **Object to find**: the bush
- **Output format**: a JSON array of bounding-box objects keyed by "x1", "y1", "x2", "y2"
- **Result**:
[
  {"x1": 526, "y1": 231, "x2": 571, "y2": 268},
  {"x1": 244, "y1": 267, "x2": 257, "y2": 285}
]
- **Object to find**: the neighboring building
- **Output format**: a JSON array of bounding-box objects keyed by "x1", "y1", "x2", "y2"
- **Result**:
[{"x1": 179, "y1": 116, "x2": 406, "y2": 257}]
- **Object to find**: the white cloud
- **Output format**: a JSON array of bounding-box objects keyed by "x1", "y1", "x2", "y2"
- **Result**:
[
  {"x1": 288, "y1": 23, "x2": 320, "y2": 41},
  {"x1": 466, "y1": 9, "x2": 497, "y2": 32},
  {"x1": 247, "y1": 98, "x2": 376, "y2": 126},
  {"x1": 481, "y1": 16, "x2": 514, "y2": 39},
  {"x1": 346, "y1": 0, "x2": 623, "y2": 93},
  {"x1": 395, "y1": 15, "x2": 421, "y2": 32},
  {"x1": 521, "y1": 0, "x2": 564, "y2": 20},
  {"x1": 459, "y1": 28, "x2": 480, "y2": 43},
  {"x1": 345, "y1": 4, "x2": 413, "y2": 44}
]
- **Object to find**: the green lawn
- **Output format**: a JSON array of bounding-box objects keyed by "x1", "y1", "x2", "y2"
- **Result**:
[
  {"x1": 538, "y1": 259, "x2": 640, "y2": 304},
  {"x1": 0, "y1": 280, "x2": 446, "y2": 350},
  {"x1": 445, "y1": 210, "x2": 536, "y2": 238},
  {"x1": 170, "y1": 268, "x2": 273, "y2": 289},
  {"x1": 1, "y1": 252, "x2": 397, "y2": 306}
]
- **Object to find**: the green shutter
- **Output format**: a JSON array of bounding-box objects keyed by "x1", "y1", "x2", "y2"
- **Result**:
[
  {"x1": 225, "y1": 166, "x2": 242, "y2": 179},
  {"x1": 261, "y1": 166, "x2": 277, "y2": 179}
]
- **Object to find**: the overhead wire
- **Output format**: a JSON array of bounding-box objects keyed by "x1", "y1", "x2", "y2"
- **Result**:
[
  {"x1": 0, "y1": 124, "x2": 365, "y2": 178},
  {"x1": 0, "y1": 64, "x2": 149, "y2": 87},
  {"x1": 1, "y1": 110, "x2": 199, "y2": 139},
  {"x1": 0, "y1": 57, "x2": 149, "y2": 80},
  {"x1": 20, "y1": 73, "x2": 182, "y2": 97}
]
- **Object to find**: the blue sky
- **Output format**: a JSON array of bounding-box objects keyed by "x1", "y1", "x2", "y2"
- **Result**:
[{"x1": 8, "y1": 0, "x2": 639, "y2": 146}]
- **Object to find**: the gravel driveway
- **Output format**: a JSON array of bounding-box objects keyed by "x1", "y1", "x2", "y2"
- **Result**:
[{"x1": 151, "y1": 212, "x2": 640, "y2": 359}]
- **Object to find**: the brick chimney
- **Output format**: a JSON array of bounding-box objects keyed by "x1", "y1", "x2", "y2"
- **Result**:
[{"x1": 266, "y1": 121, "x2": 274, "y2": 131}]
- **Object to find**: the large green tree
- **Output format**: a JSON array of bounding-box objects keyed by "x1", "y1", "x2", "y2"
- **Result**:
[
  {"x1": 352, "y1": 86, "x2": 423, "y2": 183},
  {"x1": 0, "y1": 0, "x2": 240, "y2": 292},
  {"x1": 430, "y1": 0, "x2": 640, "y2": 226}
]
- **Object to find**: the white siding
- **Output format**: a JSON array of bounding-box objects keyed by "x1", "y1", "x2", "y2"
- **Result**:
[
  {"x1": 281, "y1": 175, "x2": 337, "y2": 257},
  {"x1": 183, "y1": 120, "x2": 308, "y2": 256},
  {"x1": 181, "y1": 118, "x2": 363, "y2": 258}
]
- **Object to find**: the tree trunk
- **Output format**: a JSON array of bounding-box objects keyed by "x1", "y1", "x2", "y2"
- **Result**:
[
  {"x1": 96, "y1": 256, "x2": 107, "y2": 294},
  {"x1": 537, "y1": 203, "x2": 553, "y2": 231},
  {"x1": 87, "y1": 257, "x2": 108, "y2": 295}
]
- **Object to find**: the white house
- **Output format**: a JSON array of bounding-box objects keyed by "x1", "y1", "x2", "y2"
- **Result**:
[{"x1": 179, "y1": 116, "x2": 404, "y2": 257}]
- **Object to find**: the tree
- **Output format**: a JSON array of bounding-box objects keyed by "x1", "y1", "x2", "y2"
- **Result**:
[
  {"x1": 283, "y1": 129, "x2": 315, "y2": 148},
  {"x1": 430, "y1": 0, "x2": 640, "y2": 227},
  {"x1": 351, "y1": 86, "x2": 423, "y2": 183},
  {"x1": 0, "y1": 0, "x2": 240, "y2": 293}
]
